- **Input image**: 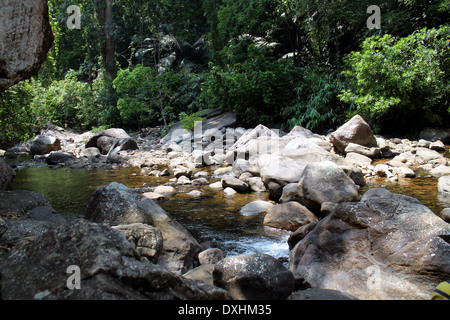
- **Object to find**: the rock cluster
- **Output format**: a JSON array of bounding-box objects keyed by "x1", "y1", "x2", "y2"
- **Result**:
[{"x1": 1, "y1": 113, "x2": 449, "y2": 300}]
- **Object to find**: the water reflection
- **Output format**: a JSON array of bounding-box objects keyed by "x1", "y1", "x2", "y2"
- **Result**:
[{"x1": 11, "y1": 166, "x2": 290, "y2": 258}]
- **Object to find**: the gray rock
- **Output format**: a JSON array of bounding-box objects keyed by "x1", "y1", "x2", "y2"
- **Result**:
[
  {"x1": 46, "y1": 151, "x2": 75, "y2": 165},
  {"x1": 279, "y1": 183, "x2": 302, "y2": 203},
  {"x1": 0, "y1": 190, "x2": 52, "y2": 219},
  {"x1": 223, "y1": 187, "x2": 236, "y2": 195},
  {"x1": 84, "y1": 182, "x2": 202, "y2": 274},
  {"x1": 329, "y1": 115, "x2": 378, "y2": 154},
  {"x1": 263, "y1": 202, "x2": 318, "y2": 231},
  {"x1": 0, "y1": 219, "x2": 230, "y2": 300},
  {"x1": 172, "y1": 165, "x2": 192, "y2": 179},
  {"x1": 438, "y1": 176, "x2": 450, "y2": 195},
  {"x1": 117, "y1": 137, "x2": 139, "y2": 152},
  {"x1": 239, "y1": 200, "x2": 274, "y2": 216},
  {"x1": 441, "y1": 208, "x2": 450, "y2": 223},
  {"x1": 221, "y1": 175, "x2": 249, "y2": 192},
  {"x1": 0, "y1": 191, "x2": 66, "y2": 249},
  {"x1": 154, "y1": 185, "x2": 176, "y2": 195},
  {"x1": 198, "y1": 248, "x2": 226, "y2": 265},
  {"x1": 260, "y1": 142, "x2": 344, "y2": 199},
  {"x1": 0, "y1": 217, "x2": 7, "y2": 239},
  {"x1": 213, "y1": 253, "x2": 295, "y2": 300},
  {"x1": 429, "y1": 140, "x2": 445, "y2": 151},
  {"x1": 97, "y1": 136, "x2": 117, "y2": 155},
  {"x1": 287, "y1": 222, "x2": 318, "y2": 250},
  {"x1": 225, "y1": 124, "x2": 278, "y2": 164},
  {"x1": 106, "y1": 150, "x2": 123, "y2": 164},
  {"x1": 344, "y1": 143, "x2": 380, "y2": 158},
  {"x1": 297, "y1": 161, "x2": 360, "y2": 214},
  {"x1": 345, "y1": 152, "x2": 372, "y2": 165},
  {"x1": 247, "y1": 176, "x2": 266, "y2": 192},
  {"x1": 419, "y1": 127, "x2": 450, "y2": 144},
  {"x1": 85, "y1": 128, "x2": 134, "y2": 154},
  {"x1": 430, "y1": 165, "x2": 450, "y2": 178},
  {"x1": 0, "y1": 0, "x2": 53, "y2": 91},
  {"x1": 289, "y1": 188, "x2": 450, "y2": 300},
  {"x1": 80, "y1": 147, "x2": 101, "y2": 158},
  {"x1": 183, "y1": 264, "x2": 215, "y2": 287},
  {"x1": 30, "y1": 136, "x2": 61, "y2": 156}
]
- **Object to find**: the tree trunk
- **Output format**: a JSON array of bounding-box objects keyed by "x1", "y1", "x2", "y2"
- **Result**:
[{"x1": 97, "y1": 0, "x2": 116, "y2": 81}]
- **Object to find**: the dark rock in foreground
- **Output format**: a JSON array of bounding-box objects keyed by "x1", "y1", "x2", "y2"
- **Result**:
[
  {"x1": 213, "y1": 253, "x2": 294, "y2": 300},
  {"x1": 0, "y1": 219, "x2": 230, "y2": 300},
  {"x1": 84, "y1": 182, "x2": 202, "y2": 274}
]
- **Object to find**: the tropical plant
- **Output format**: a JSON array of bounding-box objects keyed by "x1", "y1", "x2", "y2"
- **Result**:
[{"x1": 339, "y1": 26, "x2": 449, "y2": 132}]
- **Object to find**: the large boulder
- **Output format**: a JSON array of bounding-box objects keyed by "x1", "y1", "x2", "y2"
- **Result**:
[
  {"x1": 0, "y1": 158, "x2": 15, "y2": 190},
  {"x1": 289, "y1": 188, "x2": 450, "y2": 300},
  {"x1": 260, "y1": 141, "x2": 344, "y2": 199},
  {"x1": 46, "y1": 151, "x2": 76, "y2": 165},
  {"x1": 213, "y1": 253, "x2": 295, "y2": 300},
  {"x1": 297, "y1": 161, "x2": 360, "y2": 214},
  {"x1": 0, "y1": 0, "x2": 53, "y2": 91},
  {"x1": 329, "y1": 115, "x2": 378, "y2": 154},
  {"x1": 84, "y1": 182, "x2": 202, "y2": 274},
  {"x1": 30, "y1": 136, "x2": 61, "y2": 156},
  {"x1": 0, "y1": 219, "x2": 230, "y2": 300},
  {"x1": 85, "y1": 128, "x2": 137, "y2": 155},
  {"x1": 263, "y1": 201, "x2": 319, "y2": 231},
  {"x1": 225, "y1": 124, "x2": 279, "y2": 163}
]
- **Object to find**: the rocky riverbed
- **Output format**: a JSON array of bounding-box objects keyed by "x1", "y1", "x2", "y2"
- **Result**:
[{"x1": 0, "y1": 110, "x2": 449, "y2": 300}]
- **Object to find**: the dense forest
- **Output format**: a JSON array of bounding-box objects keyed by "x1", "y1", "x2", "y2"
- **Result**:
[{"x1": 0, "y1": 0, "x2": 448, "y2": 147}]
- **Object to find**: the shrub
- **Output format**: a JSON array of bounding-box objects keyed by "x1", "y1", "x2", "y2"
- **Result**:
[
  {"x1": 0, "y1": 81, "x2": 34, "y2": 147},
  {"x1": 30, "y1": 71, "x2": 98, "y2": 130},
  {"x1": 339, "y1": 26, "x2": 450, "y2": 133},
  {"x1": 179, "y1": 112, "x2": 203, "y2": 131},
  {"x1": 282, "y1": 65, "x2": 350, "y2": 133},
  {"x1": 201, "y1": 43, "x2": 300, "y2": 127}
]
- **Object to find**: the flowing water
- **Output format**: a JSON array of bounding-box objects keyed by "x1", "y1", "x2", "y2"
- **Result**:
[
  {"x1": 10, "y1": 165, "x2": 291, "y2": 259},
  {"x1": 9, "y1": 146, "x2": 450, "y2": 259}
]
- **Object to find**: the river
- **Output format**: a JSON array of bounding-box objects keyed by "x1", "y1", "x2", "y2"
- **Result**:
[{"x1": 9, "y1": 148, "x2": 450, "y2": 260}]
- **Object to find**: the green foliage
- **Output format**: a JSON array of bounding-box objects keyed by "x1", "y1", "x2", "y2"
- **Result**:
[
  {"x1": 179, "y1": 112, "x2": 203, "y2": 131},
  {"x1": 2, "y1": 0, "x2": 447, "y2": 144},
  {"x1": 30, "y1": 71, "x2": 98, "y2": 130},
  {"x1": 339, "y1": 26, "x2": 449, "y2": 132},
  {"x1": 113, "y1": 66, "x2": 155, "y2": 129},
  {"x1": 113, "y1": 65, "x2": 207, "y2": 129},
  {"x1": 201, "y1": 43, "x2": 300, "y2": 126},
  {"x1": 283, "y1": 65, "x2": 350, "y2": 132},
  {"x1": 0, "y1": 82, "x2": 34, "y2": 147}
]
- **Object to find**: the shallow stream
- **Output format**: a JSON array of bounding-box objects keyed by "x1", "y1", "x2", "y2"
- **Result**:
[{"x1": 10, "y1": 147, "x2": 450, "y2": 259}]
